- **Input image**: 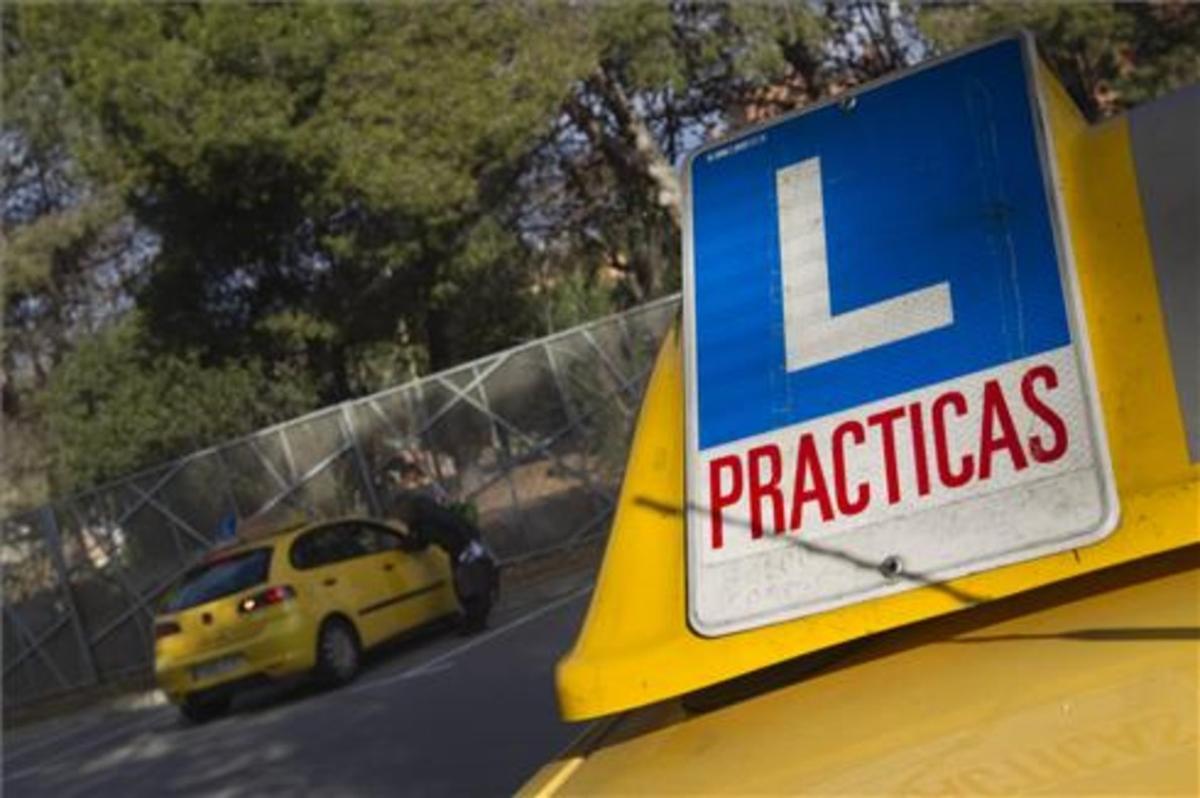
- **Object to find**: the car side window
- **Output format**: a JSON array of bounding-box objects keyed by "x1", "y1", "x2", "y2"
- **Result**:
[
  {"x1": 343, "y1": 524, "x2": 378, "y2": 556},
  {"x1": 363, "y1": 522, "x2": 422, "y2": 553},
  {"x1": 351, "y1": 523, "x2": 405, "y2": 554},
  {"x1": 289, "y1": 532, "x2": 314, "y2": 569},
  {"x1": 291, "y1": 524, "x2": 369, "y2": 569}
]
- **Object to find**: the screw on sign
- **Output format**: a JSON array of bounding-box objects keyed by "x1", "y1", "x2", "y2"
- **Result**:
[{"x1": 681, "y1": 37, "x2": 1116, "y2": 636}]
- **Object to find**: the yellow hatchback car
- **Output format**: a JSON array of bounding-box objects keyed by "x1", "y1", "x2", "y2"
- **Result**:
[{"x1": 154, "y1": 517, "x2": 460, "y2": 722}]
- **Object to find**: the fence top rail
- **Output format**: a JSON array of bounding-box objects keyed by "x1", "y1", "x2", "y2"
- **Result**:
[{"x1": 2, "y1": 294, "x2": 681, "y2": 527}]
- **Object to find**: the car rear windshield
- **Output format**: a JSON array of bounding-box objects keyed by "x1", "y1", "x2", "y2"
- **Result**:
[{"x1": 161, "y1": 548, "x2": 272, "y2": 613}]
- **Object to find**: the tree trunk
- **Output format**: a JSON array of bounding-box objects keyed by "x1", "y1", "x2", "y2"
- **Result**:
[
  {"x1": 424, "y1": 307, "x2": 452, "y2": 374},
  {"x1": 589, "y1": 66, "x2": 682, "y2": 231}
]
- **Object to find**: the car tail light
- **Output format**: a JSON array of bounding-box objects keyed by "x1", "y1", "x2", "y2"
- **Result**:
[
  {"x1": 238, "y1": 585, "x2": 296, "y2": 615},
  {"x1": 155, "y1": 621, "x2": 181, "y2": 640}
]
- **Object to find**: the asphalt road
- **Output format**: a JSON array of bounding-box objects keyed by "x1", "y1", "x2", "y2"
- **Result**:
[{"x1": 3, "y1": 584, "x2": 592, "y2": 797}]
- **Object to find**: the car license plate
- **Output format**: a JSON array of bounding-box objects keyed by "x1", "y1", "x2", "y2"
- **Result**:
[{"x1": 191, "y1": 655, "x2": 244, "y2": 682}]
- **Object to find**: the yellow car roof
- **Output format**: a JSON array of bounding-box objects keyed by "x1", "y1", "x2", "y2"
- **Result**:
[
  {"x1": 524, "y1": 546, "x2": 1198, "y2": 795},
  {"x1": 206, "y1": 513, "x2": 386, "y2": 558}
]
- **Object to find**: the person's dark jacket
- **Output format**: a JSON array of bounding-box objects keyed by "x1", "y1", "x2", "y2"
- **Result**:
[{"x1": 389, "y1": 489, "x2": 478, "y2": 560}]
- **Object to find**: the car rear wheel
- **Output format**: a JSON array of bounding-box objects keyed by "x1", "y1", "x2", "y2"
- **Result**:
[
  {"x1": 179, "y1": 693, "x2": 231, "y2": 724},
  {"x1": 315, "y1": 617, "x2": 360, "y2": 686}
]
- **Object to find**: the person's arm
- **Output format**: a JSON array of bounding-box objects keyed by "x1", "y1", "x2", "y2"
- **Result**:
[{"x1": 414, "y1": 497, "x2": 479, "y2": 551}]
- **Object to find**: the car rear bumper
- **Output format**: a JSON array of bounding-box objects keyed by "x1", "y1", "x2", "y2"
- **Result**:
[{"x1": 155, "y1": 610, "x2": 317, "y2": 703}]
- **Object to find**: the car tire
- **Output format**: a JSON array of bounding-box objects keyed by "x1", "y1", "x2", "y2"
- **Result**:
[
  {"x1": 179, "y1": 693, "x2": 231, "y2": 724},
  {"x1": 315, "y1": 617, "x2": 360, "y2": 686}
]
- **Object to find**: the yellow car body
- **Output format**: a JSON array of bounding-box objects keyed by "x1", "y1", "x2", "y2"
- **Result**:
[
  {"x1": 522, "y1": 548, "x2": 1197, "y2": 796},
  {"x1": 154, "y1": 517, "x2": 459, "y2": 710}
]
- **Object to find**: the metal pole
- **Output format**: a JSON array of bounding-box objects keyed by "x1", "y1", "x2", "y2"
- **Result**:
[
  {"x1": 580, "y1": 329, "x2": 633, "y2": 416},
  {"x1": 543, "y1": 339, "x2": 605, "y2": 538},
  {"x1": 340, "y1": 404, "x2": 383, "y2": 517},
  {"x1": 278, "y1": 427, "x2": 299, "y2": 482},
  {"x1": 614, "y1": 312, "x2": 643, "y2": 405},
  {"x1": 39, "y1": 506, "x2": 100, "y2": 686},
  {"x1": 473, "y1": 363, "x2": 529, "y2": 553},
  {"x1": 215, "y1": 447, "x2": 243, "y2": 528}
]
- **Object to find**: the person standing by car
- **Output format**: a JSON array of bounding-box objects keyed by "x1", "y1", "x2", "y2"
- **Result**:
[{"x1": 380, "y1": 456, "x2": 498, "y2": 632}]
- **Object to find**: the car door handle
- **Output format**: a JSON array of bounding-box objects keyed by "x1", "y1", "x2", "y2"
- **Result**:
[
  {"x1": 383, "y1": 563, "x2": 394, "y2": 572},
  {"x1": 323, "y1": 578, "x2": 338, "y2": 587}
]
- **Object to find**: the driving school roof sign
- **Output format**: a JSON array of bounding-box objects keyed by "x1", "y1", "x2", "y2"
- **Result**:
[{"x1": 682, "y1": 36, "x2": 1117, "y2": 636}]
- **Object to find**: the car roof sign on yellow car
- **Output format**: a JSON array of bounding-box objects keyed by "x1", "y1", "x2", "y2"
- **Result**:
[
  {"x1": 682, "y1": 34, "x2": 1117, "y2": 636},
  {"x1": 554, "y1": 32, "x2": 1199, "y2": 722}
]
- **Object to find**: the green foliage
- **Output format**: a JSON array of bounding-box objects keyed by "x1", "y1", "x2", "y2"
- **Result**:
[
  {"x1": 6, "y1": 3, "x2": 585, "y2": 383},
  {"x1": 43, "y1": 315, "x2": 315, "y2": 492},
  {"x1": 2, "y1": 3, "x2": 95, "y2": 160},
  {"x1": 539, "y1": 268, "x2": 618, "y2": 334},
  {"x1": 585, "y1": 3, "x2": 692, "y2": 92},
  {"x1": 317, "y1": 4, "x2": 584, "y2": 219},
  {"x1": 920, "y1": 2, "x2": 1200, "y2": 118},
  {"x1": 434, "y1": 217, "x2": 543, "y2": 360},
  {"x1": 729, "y1": 4, "x2": 829, "y2": 90},
  {"x1": 3, "y1": 192, "x2": 124, "y2": 299}
]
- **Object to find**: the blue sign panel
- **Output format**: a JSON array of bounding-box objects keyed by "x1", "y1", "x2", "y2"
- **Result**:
[{"x1": 689, "y1": 38, "x2": 1070, "y2": 450}]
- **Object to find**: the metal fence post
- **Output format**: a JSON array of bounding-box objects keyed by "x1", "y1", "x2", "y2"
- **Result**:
[
  {"x1": 544, "y1": 338, "x2": 603, "y2": 503},
  {"x1": 340, "y1": 404, "x2": 383, "y2": 517},
  {"x1": 39, "y1": 506, "x2": 100, "y2": 687},
  {"x1": 278, "y1": 427, "x2": 300, "y2": 482},
  {"x1": 214, "y1": 447, "x2": 243, "y2": 523},
  {"x1": 472, "y1": 363, "x2": 530, "y2": 553}
]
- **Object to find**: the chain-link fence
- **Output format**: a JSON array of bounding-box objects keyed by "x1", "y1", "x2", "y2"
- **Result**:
[{"x1": 1, "y1": 295, "x2": 680, "y2": 709}]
